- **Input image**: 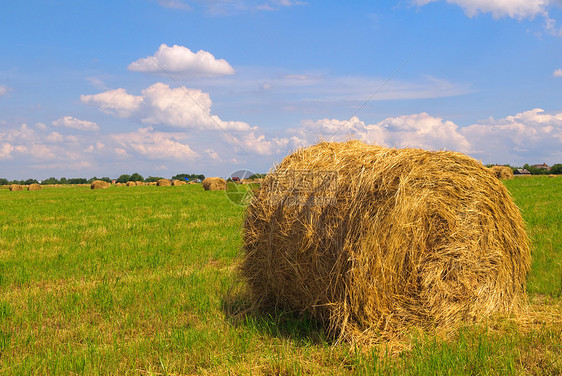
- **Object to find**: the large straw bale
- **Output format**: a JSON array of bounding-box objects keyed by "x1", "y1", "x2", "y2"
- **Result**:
[
  {"x1": 242, "y1": 141, "x2": 531, "y2": 342},
  {"x1": 91, "y1": 180, "x2": 110, "y2": 189},
  {"x1": 172, "y1": 179, "x2": 187, "y2": 186},
  {"x1": 28, "y1": 183, "x2": 41, "y2": 191},
  {"x1": 157, "y1": 178, "x2": 172, "y2": 186},
  {"x1": 9, "y1": 184, "x2": 23, "y2": 191},
  {"x1": 202, "y1": 177, "x2": 226, "y2": 191},
  {"x1": 489, "y1": 165, "x2": 514, "y2": 180}
]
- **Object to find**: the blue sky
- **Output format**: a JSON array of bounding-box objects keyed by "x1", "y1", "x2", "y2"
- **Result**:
[{"x1": 1, "y1": 0, "x2": 561, "y2": 180}]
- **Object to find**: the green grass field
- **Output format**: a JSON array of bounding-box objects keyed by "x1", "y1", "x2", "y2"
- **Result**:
[{"x1": 0, "y1": 178, "x2": 560, "y2": 375}]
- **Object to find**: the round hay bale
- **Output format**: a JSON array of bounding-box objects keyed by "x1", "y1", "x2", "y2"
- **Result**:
[
  {"x1": 157, "y1": 178, "x2": 172, "y2": 186},
  {"x1": 91, "y1": 180, "x2": 110, "y2": 189},
  {"x1": 172, "y1": 179, "x2": 187, "y2": 186},
  {"x1": 8, "y1": 184, "x2": 23, "y2": 191},
  {"x1": 242, "y1": 141, "x2": 531, "y2": 342},
  {"x1": 148, "y1": 182, "x2": 157, "y2": 186},
  {"x1": 28, "y1": 183, "x2": 41, "y2": 191},
  {"x1": 125, "y1": 181, "x2": 136, "y2": 186},
  {"x1": 489, "y1": 165, "x2": 514, "y2": 180},
  {"x1": 548, "y1": 174, "x2": 557, "y2": 178},
  {"x1": 202, "y1": 177, "x2": 226, "y2": 191}
]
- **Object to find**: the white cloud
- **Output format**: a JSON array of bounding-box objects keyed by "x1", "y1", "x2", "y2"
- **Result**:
[
  {"x1": 128, "y1": 44, "x2": 235, "y2": 77},
  {"x1": 35, "y1": 122, "x2": 48, "y2": 130},
  {"x1": 0, "y1": 84, "x2": 12, "y2": 97},
  {"x1": 46, "y1": 132, "x2": 64, "y2": 143},
  {"x1": 377, "y1": 112, "x2": 471, "y2": 152},
  {"x1": 158, "y1": 0, "x2": 191, "y2": 10},
  {"x1": 205, "y1": 148, "x2": 221, "y2": 161},
  {"x1": 110, "y1": 127, "x2": 199, "y2": 160},
  {"x1": 0, "y1": 143, "x2": 14, "y2": 160},
  {"x1": 461, "y1": 108, "x2": 562, "y2": 163},
  {"x1": 81, "y1": 88, "x2": 143, "y2": 118},
  {"x1": 412, "y1": 0, "x2": 550, "y2": 19},
  {"x1": 84, "y1": 83, "x2": 253, "y2": 131},
  {"x1": 295, "y1": 116, "x2": 387, "y2": 146},
  {"x1": 294, "y1": 114, "x2": 470, "y2": 152},
  {"x1": 52, "y1": 116, "x2": 100, "y2": 131},
  {"x1": 554, "y1": 68, "x2": 562, "y2": 77},
  {"x1": 235, "y1": 131, "x2": 293, "y2": 155}
]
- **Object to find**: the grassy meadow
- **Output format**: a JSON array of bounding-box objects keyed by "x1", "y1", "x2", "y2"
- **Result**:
[{"x1": 0, "y1": 177, "x2": 560, "y2": 375}]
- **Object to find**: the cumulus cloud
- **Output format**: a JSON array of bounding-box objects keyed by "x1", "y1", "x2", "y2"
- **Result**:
[
  {"x1": 110, "y1": 127, "x2": 199, "y2": 160},
  {"x1": 83, "y1": 83, "x2": 253, "y2": 131},
  {"x1": 52, "y1": 116, "x2": 99, "y2": 131},
  {"x1": 412, "y1": 0, "x2": 550, "y2": 19},
  {"x1": 292, "y1": 113, "x2": 471, "y2": 152},
  {"x1": 0, "y1": 143, "x2": 14, "y2": 160},
  {"x1": 377, "y1": 112, "x2": 471, "y2": 152},
  {"x1": 81, "y1": 88, "x2": 143, "y2": 118},
  {"x1": 46, "y1": 132, "x2": 64, "y2": 143},
  {"x1": 234, "y1": 131, "x2": 294, "y2": 155},
  {"x1": 128, "y1": 44, "x2": 235, "y2": 77},
  {"x1": 461, "y1": 108, "x2": 562, "y2": 163},
  {"x1": 0, "y1": 84, "x2": 12, "y2": 97},
  {"x1": 554, "y1": 68, "x2": 562, "y2": 77}
]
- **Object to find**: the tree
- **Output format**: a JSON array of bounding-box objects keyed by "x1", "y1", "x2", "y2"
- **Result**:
[
  {"x1": 145, "y1": 176, "x2": 163, "y2": 182},
  {"x1": 172, "y1": 173, "x2": 205, "y2": 181},
  {"x1": 130, "y1": 172, "x2": 144, "y2": 182},
  {"x1": 550, "y1": 164, "x2": 562, "y2": 175},
  {"x1": 249, "y1": 173, "x2": 266, "y2": 180},
  {"x1": 24, "y1": 178, "x2": 39, "y2": 185},
  {"x1": 68, "y1": 178, "x2": 88, "y2": 184},
  {"x1": 116, "y1": 174, "x2": 131, "y2": 183},
  {"x1": 0, "y1": 178, "x2": 8, "y2": 186},
  {"x1": 523, "y1": 164, "x2": 549, "y2": 175},
  {"x1": 41, "y1": 177, "x2": 59, "y2": 185}
]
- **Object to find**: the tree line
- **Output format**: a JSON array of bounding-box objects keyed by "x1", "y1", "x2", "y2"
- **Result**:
[
  {"x1": 485, "y1": 164, "x2": 562, "y2": 175},
  {"x1": 0, "y1": 172, "x2": 206, "y2": 186}
]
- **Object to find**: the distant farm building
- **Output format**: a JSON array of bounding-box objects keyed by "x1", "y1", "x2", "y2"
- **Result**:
[
  {"x1": 514, "y1": 169, "x2": 531, "y2": 175},
  {"x1": 533, "y1": 163, "x2": 551, "y2": 171}
]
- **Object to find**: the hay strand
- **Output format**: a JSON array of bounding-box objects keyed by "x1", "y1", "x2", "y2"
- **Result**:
[
  {"x1": 202, "y1": 177, "x2": 226, "y2": 191},
  {"x1": 91, "y1": 180, "x2": 111, "y2": 189},
  {"x1": 489, "y1": 165, "x2": 514, "y2": 180},
  {"x1": 242, "y1": 140, "x2": 531, "y2": 343}
]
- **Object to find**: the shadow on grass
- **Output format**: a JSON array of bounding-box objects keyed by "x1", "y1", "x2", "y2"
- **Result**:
[{"x1": 221, "y1": 282, "x2": 330, "y2": 346}]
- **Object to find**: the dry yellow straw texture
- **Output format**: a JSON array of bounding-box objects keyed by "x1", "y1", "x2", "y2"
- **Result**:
[
  {"x1": 202, "y1": 177, "x2": 226, "y2": 191},
  {"x1": 91, "y1": 180, "x2": 110, "y2": 189},
  {"x1": 172, "y1": 179, "x2": 187, "y2": 186},
  {"x1": 27, "y1": 183, "x2": 41, "y2": 191},
  {"x1": 242, "y1": 140, "x2": 531, "y2": 343},
  {"x1": 489, "y1": 165, "x2": 514, "y2": 180},
  {"x1": 157, "y1": 179, "x2": 172, "y2": 186},
  {"x1": 9, "y1": 185, "x2": 23, "y2": 191}
]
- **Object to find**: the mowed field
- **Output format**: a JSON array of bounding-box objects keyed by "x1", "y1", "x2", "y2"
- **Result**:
[{"x1": 0, "y1": 177, "x2": 560, "y2": 375}]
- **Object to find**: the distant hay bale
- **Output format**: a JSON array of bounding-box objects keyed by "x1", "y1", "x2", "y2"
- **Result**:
[
  {"x1": 489, "y1": 165, "x2": 514, "y2": 180},
  {"x1": 548, "y1": 174, "x2": 557, "y2": 178},
  {"x1": 157, "y1": 179, "x2": 172, "y2": 186},
  {"x1": 9, "y1": 184, "x2": 23, "y2": 191},
  {"x1": 91, "y1": 180, "x2": 110, "y2": 189},
  {"x1": 202, "y1": 177, "x2": 226, "y2": 191},
  {"x1": 242, "y1": 141, "x2": 531, "y2": 342},
  {"x1": 125, "y1": 181, "x2": 136, "y2": 186},
  {"x1": 148, "y1": 182, "x2": 157, "y2": 186},
  {"x1": 28, "y1": 183, "x2": 41, "y2": 191},
  {"x1": 172, "y1": 179, "x2": 187, "y2": 186}
]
